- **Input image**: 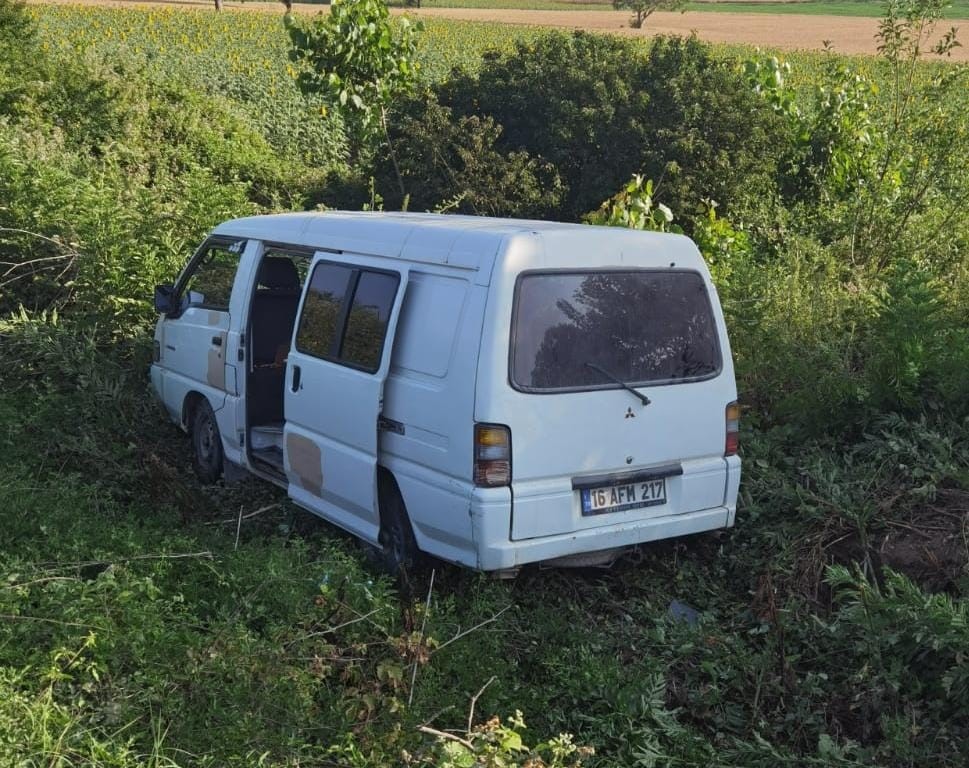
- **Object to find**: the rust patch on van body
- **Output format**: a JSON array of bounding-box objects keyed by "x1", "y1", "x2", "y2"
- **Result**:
[
  {"x1": 207, "y1": 310, "x2": 223, "y2": 326},
  {"x1": 207, "y1": 332, "x2": 227, "y2": 389},
  {"x1": 286, "y1": 432, "x2": 323, "y2": 497}
]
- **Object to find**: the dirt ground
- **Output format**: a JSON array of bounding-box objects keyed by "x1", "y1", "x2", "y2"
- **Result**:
[{"x1": 30, "y1": 0, "x2": 969, "y2": 61}]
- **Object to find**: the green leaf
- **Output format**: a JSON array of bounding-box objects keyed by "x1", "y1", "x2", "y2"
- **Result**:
[{"x1": 500, "y1": 730, "x2": 524, "y2": 752}]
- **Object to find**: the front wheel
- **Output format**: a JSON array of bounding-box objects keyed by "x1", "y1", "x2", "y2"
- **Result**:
[{"x1": 192, "y1": 399, "x2": 223, "y2": 484}]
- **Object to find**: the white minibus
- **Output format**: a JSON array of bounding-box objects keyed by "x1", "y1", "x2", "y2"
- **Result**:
[{"x1": 150, "y1": 212, "x2": 741, "y2": 574}]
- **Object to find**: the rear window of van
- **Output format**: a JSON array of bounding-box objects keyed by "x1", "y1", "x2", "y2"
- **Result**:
[{"x1": 511, "y1": 270, "x2": 721, "y2": 392}]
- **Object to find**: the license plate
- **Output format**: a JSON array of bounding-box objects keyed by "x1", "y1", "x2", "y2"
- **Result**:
[{"x1": 581, "y1": 478, "x2": 667, "y2": 516}]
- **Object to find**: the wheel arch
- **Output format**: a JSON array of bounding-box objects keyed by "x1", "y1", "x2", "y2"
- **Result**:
[
  {"x1": 181, "y1": 391, "x2": 207, "y2": 431},
  {"x1": 377, "y1": 466, "x2": 406, "y2": 524}
]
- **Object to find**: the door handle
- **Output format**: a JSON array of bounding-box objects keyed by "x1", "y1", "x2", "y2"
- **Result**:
[
  {"x1": 291, "y1": 364, "x2": 302, "y2": 392},
  {"x1": 211, "y1": 335, "x2": 223, "y2": 347}
]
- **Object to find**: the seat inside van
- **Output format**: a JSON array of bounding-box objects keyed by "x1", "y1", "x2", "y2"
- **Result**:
[{"x1": 247, "y1": 255, "x2": 303, "y2": 465}]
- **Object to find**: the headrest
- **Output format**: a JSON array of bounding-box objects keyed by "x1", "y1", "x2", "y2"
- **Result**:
[{"x1": 257, "y1": 257, "x2": 300, "y2": 291}]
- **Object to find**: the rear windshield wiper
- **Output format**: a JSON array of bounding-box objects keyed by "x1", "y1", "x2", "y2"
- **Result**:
[{"x1": 584, "y1": 362, "x2": 651, "y2": 407}]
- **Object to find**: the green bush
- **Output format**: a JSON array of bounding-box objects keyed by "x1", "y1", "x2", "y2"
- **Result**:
[
  {"x1": 0, "y1": 45, "x2": 320, "y2": 329},
  {"x1": 0, "y1": 126, "x2": 255, "y2": 329},
  {"x1": 375, "y1": 91, "x2": 564, "y2": 216},
  {"x1": 441, "y1": 32, "x2": 784, "y2": 221},
  {"x1": 824, "y1": 565, "x2": 969, "y2": 759}
]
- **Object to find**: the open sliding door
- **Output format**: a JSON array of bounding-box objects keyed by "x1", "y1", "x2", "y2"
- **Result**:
[{"x1": 282, "y1": 252, "x2": 409, "y2": 543}]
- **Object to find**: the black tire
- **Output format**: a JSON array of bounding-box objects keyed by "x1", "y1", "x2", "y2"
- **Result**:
[
  {"x1": 191, "y1": 398, "x2": 223, "y2": 484},
  {"x1": 377, "y1": 480, "x2": 422, "y2": 577}
]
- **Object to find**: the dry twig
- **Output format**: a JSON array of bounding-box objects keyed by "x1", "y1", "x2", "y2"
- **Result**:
[
  {"x1": 408, "y1": 568, "x2": 435, "y2": 706},
  {"x1": 417, "y1": 725, "x2": 473, "y2": 751},
  {"x1": 467, "y1": 675, "x2": 497, "y2": 733},
  {"x1": 432, "y1": 605, "x2": 511, "y2": 656}
]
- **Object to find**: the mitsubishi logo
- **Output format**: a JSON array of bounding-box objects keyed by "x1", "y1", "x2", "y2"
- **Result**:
[{"x1": 625, "y1": 407, "x2": 636, "y2": 419}]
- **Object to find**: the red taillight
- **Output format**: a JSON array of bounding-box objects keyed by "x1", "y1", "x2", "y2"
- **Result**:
[
  {"x1": 474, "y1": 423, "x2": 511, "y2": 487},
  {"x1": 725, "y1": 401, "x2": 740, "y2": 456}
]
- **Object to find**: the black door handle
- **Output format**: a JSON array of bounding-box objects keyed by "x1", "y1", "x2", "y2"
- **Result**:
[
  {"x1": 291, "y1": 364, "x2": 302, "y2": 392},
  {"x1": 211, "y1": 335, "x2": 223, "y2": 347}
]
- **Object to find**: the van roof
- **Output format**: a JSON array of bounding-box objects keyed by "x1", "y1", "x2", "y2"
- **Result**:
[{"x1": 212, "y1": 211, "x2": 701, "y2": 272}]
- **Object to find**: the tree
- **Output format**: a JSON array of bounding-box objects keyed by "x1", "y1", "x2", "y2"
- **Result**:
[
  {"x1": 286, "y1": 0, "x2": 422, "y2": 201},
  {"x1": 612, "y1": 0, "x2": 686, "y2": 30}
]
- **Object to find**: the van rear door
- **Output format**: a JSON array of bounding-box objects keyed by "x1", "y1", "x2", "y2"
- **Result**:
[
  {"x1": 505, "y1": 268, "x2": 732, "y2": 541},
  {"x1": 283, "y1": 254, "x2": 408, "y2": 543}
]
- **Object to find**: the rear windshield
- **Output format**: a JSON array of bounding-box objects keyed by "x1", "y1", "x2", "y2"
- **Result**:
[{"x1": 511, "y1": 270, "x2": 721, "y2": 392}]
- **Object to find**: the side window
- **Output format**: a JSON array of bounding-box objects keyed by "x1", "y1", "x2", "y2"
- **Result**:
[
  {"x1": 295, "y1": 263, "x2": 353, "y2": 359},
  {"x1": 295, "y1": 262, "x2": 400, "y2": 373},
  {"x1": 182, "y1": 239, "x2": 246, "y2": 311},
  {"x1": 341, "y1": 272, "x2": 400, "y2": 371}
]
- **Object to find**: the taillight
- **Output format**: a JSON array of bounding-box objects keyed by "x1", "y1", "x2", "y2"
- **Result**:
[
  {"x1": 153, "y1": 340, "x2": 161, "y2": 362},
  {"x1": 474, "y1": 423, "x2": 511, "y2": 487},
  {"x1": 725, "y1": 401, "x2": 740, "y2": 456}
]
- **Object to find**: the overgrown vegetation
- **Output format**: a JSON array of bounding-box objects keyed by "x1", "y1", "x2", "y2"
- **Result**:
[{"x1": 1, "y1": 0, "x2": 967, "y2": 765}]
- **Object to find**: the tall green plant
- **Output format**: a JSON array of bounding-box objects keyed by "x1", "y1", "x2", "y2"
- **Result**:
[
  {"x1": 749, "y1": 0, "x2": 968, "y2": 270},
  {"x1": 286, "y1": 0, "x2": 422, "y2": 202},
  {"x1": 584, "y1": 175, "x2": 678, "y2": 233}
]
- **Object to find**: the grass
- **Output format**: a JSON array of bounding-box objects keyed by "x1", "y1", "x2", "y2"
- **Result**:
[{"x1": 3, "y1": 314, "x2": 967, "y2": 765}]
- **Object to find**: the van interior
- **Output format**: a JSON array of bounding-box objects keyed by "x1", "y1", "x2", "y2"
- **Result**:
[{"x1": 246, "y1": 249, "x2": 310, "y2": 475}]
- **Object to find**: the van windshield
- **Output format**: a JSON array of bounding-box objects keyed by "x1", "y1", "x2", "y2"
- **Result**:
[{"x1": 511, "y1": 270, "x2": 721, "y2": 392}]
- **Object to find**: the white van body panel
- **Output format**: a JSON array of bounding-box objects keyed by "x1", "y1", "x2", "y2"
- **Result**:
[
  {"x1": 473, "y1": 228, "x2": 737, "y2": 564},
  {"x1": 150, "y1": 212, "x2": 741, "y2": 572},
  {"x1": 381, "y1": 273, "x2": 491, "y2": 567},
  {"x1": 151, "y1": 237, "x2": 260, "y2": 451}
]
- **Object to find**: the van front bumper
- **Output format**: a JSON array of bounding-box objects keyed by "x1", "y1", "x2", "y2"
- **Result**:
[{"x1": 471, "y1": 491, "x2": 734, "y2": 571}]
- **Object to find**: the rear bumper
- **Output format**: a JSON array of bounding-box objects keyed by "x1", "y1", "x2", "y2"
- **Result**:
[{"x1": 471, "y1": 496, "x2": 734, "y2": 571}]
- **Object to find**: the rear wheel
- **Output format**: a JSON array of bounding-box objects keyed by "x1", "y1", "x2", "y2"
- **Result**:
[
  {"x1": 191, "y1": 399, "x2": 223, "y2": 484},
  {"x1": 377, "y1": 479, "x2": 422, "y2": 577}
]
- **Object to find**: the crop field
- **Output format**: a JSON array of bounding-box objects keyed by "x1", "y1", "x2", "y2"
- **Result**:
[
  {"x1": 31, "y1": 5, "x2": 535, "y2": 81},
  {"x1": 29, "y1": 4, "x2": 891, "y2": 104},
  {"x1": 3, "y1": 1, "x2": 968, "y2": 766},
  {"x1": 30, "y1": 0, "x2": 969, "y2": 59}
]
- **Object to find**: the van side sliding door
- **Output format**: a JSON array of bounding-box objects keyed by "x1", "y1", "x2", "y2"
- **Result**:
[{"x1": 282, "y1": 253, "x2": 409, "y2": 544}]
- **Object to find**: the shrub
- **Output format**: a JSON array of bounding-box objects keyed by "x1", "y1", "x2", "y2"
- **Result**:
[
  {"x1": 0, "y1": 60, "x2": 317, "y2": 328},
  {"x1": 584, "y1": 174, "x2": 678, "y2": 232},
  {"x1": 825, "y1": 565, "x2": 969, "y2": 754},
  {"x1": 442, "y1": 32, "x2": 784, "y2": 222},
  {"x1": 375, "y1": 91, "x2": 564, "y2": 216},
  {"x1": 0, "y1": 124, "x2": 255, "y2": 329}
]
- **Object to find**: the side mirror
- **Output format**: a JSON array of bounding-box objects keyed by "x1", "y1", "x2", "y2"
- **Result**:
[{"x1": 154, "y1": 284, "x2": 175, "y2": 314}]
